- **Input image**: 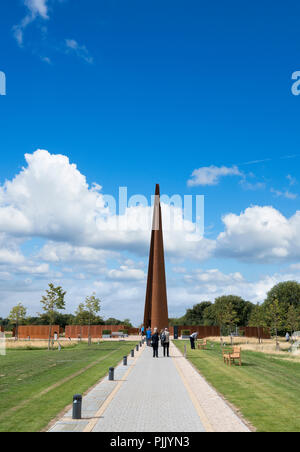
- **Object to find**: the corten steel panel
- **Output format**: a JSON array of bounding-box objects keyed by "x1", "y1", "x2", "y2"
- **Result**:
[
  {"x1": 241, "y1": 326, "x2": 271, "y2": 339},
  {"x1": 143, "y1": 185, "x2": 169, "y2": 331},
  {"x1": 65, "y1": 325, "x2": 141, "y2": 338},
  {"x1": 18, "y1": 325, "x2": 60, "y2": 339}
]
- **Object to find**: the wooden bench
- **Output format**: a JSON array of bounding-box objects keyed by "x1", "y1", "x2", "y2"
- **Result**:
[
  {"x1": 197, "y1": 339, "x2": 207, "y2": 350},
  {"x1": 222, "y1": 346, "x2": 242, "y2": 366}
]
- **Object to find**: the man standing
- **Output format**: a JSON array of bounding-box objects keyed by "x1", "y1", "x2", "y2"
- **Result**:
[
  {"x1": 163, "y1": 328, "x2": 170, "y2": 357},
  {"x1": 190, "y1": 331, "x2": 198, "y2": 350}
]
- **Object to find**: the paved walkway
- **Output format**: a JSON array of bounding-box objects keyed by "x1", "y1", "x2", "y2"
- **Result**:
[{"x1": 49, "y1": 341, "x2": 250, "y2": 433}]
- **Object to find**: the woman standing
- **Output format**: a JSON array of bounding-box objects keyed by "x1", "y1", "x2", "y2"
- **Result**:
[{"x1": 151, "y1": 328, "x2": 159, "y2": 358}]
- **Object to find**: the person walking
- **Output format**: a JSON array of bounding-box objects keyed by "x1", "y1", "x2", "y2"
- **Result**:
[
  {"x1": 163, "y1": 328, "x2": 170, "y2": 357},
  {"x1": 146, "y1": 327, "x2": 152, "y2": 346},
  {"x1": 151, "y1": 328, "x2": 159, "y2": 358},
  {"x1": 190, "y1": 331, "x2": 198, "y2": 350}
]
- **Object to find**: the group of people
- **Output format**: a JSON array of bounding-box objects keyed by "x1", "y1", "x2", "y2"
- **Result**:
[
  {"x1": 144, "y1": 327, "x2": 170, "y2": 358},
  {"x1": 141, "y1": 326, "x2": 199, "y2": 357}
]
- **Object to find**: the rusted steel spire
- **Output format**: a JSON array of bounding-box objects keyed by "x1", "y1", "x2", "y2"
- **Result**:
[{"x1": 143, "y1": 184, "x2": 169, "y2": 330}]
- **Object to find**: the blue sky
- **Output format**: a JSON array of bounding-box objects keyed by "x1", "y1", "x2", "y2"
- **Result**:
[{"x1": 1, "y1": 0, "x2": 300, "y2": 325}]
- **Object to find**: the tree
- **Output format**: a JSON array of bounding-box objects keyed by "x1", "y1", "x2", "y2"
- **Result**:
[
  {"x1": 248, "y1": 303, "x2": 267, "y2": 343},
  {"x1": 77, "y1": 293, "x2": 101, "y2": 345},
  {"x1": 8, "y1": 303, "x2": 27, "y2": 340},
  {"x1": 40, "y1": 284, "x2": 66, "y2": 350},
  {"x1": 265, "y1": 299, "x2": 286, "y2": 350},
  {"x1": 264, "y1": 281, "x2": 300, "y2": 309},
  {"x1": 212, "y1": 297, "x2": 240, "y2": 335},
  {"x1": 105, "y1": 318, "x2": 122, "y2": 325},
  {"x1": 75, "y1": 303, "x2": 87, "y2": 341},
  {"x1": 122, "y1": 318, "x2": 133, "y2": 329},
  {"x1": 203, "y1": 305, "x2": 217, "y2": 326},
  {"x1": 183, "y1": 302, "x2": 213, "y2": 325},
  {"x1": 286, "y1": 305, "x2": 300, "y2": 338},
  {"x1": 207, "y1": 295, "x2": 254, "y2": 329}
]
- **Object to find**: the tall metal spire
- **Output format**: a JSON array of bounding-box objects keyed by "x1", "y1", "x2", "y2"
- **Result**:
[{"x1": 143, "y1": 184, "x2": 169, "y2": 330}]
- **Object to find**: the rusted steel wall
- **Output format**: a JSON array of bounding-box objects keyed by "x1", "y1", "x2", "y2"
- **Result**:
[
  {"x1": 169, "y1": 325, "x2": 220, "y2": 338},
  {"x1": 18, "y1": 325, "x2": 61, "y2": 339},
  {"x1": 65, "y1": 325, "x2": 140, "y2": 338},
  {"x1": 0, "y1": 326, "x2": 4, "y2": 333},
  {"x1": 240, "y1": 326, "x2": 271, "y2": 339}
]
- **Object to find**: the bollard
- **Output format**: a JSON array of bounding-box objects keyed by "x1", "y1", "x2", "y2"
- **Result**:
[
  {"x1": 131, "y1": 349, "x2": 134, "y2": 358},
  {"x1": 123, "y1": 356, "x2": 127, "y2": 366},
  {"x1": 140, "y1": 341, "x2": 142, "y2": 347},
  {"x1": 136, "y1": 344, "x2": 139, "y2": 352},
  {"x1": 109, "y1": 367, "x2": 114, "y2": 381},
  {"x1": 72, "y1": 394, "x2": 82, "y2": 419}
]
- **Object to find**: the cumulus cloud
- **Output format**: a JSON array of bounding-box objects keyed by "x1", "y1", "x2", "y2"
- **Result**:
[
  {"x1": 188, "y1": 165, "x2": 242, "y2": 187},
  {"x1": 0, "y1": 150, "x2": 211, "y2": 260},
  {"x1": 216, "y1": 205, "x2": 300, "y2": 262}
]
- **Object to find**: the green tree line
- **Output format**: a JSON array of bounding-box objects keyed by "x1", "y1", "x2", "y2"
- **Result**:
[
  {"x1": 169, "y1": 281, "x2": 300, "y2": 337},
  {"x1": 0, "y1": 284, "x2": 133, "y2": 339}
]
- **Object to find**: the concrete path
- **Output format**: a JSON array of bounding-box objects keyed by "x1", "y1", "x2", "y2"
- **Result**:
[{"x1": 49, "y1": 341, "x2": 250, "y2": 433}]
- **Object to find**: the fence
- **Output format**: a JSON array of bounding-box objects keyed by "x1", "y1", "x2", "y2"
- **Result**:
[
  {"x1": 169, "y1": 325, "x2": 220, "y2": 338},
  {"x1": 65, "y1": 325, "x2": 140, "y2": 338},
  {"x1": 240, "y1": 326, "x2": 271, "y2": 339},
  {"x1": 16, "y1": 325, "x2": 61, "y2": 339}
]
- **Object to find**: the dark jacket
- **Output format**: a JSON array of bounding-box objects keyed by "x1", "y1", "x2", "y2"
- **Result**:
[{"x1": 151, "y1": 333, "x2": 159, "y2": 347}]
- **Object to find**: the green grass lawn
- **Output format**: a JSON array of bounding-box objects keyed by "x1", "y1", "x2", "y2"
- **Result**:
[
  {"x1": 0, "y1": 341, "x2": 138, "y2": 432},
  {"x1": 174, "y1": 340, "x2": 300, "y2": 432}
]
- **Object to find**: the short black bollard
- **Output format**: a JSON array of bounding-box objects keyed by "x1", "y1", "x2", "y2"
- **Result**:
[
  {"x1": 140, "y1": 341, "x2": 142, "y2": 347},
  {"x1": 131, "y1": 349, "x2": 134, "y2": 358},
  {"x1": 123, "y1": 356, "x2": 127, "y2": 366},
  {"x1": 109, "y1": 367, "x2": 114, "y2": 381},
  {"x1": 72, "y1": 394, "x2": 82, "y2": 420},
  {"x1": 136, "y1": 344, "x2": 139, "y2": 352}
]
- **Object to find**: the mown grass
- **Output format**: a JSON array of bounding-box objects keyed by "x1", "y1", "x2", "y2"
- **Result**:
[
  {"x1": 174, "y1": 340, "x2": 300, "y2": 432},
  {"x1": 0, "y1": 341, "x2": 138, "y2": 432}
]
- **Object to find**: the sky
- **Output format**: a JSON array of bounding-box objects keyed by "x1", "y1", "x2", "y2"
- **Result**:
[{"x1": 1, "y1": 0, "x2": 300, "y2": 325}]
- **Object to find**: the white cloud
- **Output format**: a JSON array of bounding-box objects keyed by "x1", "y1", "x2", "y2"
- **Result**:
[
  {"x1": 107, "y1": 266, "x2": 146, "y2": 281},
  {"x1": 184, "y1": 268, "x2": 244, "y2": 284},
  {"x1": 65, "y1": 39, "x2": 94, "y2": 64},
  {"x1": 39, "y1": 242, "x2": 116, "y2": 264},
  {"x1": 0, "y1": 234, "x2": 25, "y2": 265},
  {"x1": 271, "y1": 188, "x2": 297, "y2": 200},
  {"x1": 0, "y1": 150, "x2": 211, "y2": 261},
  {"x1": 188, "y1": 165, "x2": 242, "y2": 187},
  {"x1": 216, "y1": 205, "x2": 300, "y2": 262},
  {"x1": 13, "y1": 0, "x2": 49, "y2": 46},
  {"x1": 240, "y1": 180, "x2": 266, "y2": 191},
  {"x1": 25, "y1": 0, "x2": 49, "y2": 19}
]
